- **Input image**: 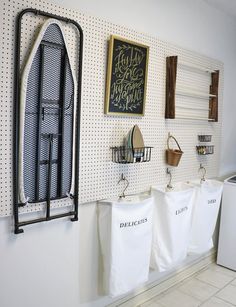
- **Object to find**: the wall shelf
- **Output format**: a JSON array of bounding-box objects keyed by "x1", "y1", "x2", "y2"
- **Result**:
[{"x1": 165, "y1": 56, "x2": 219, "y2": 121}]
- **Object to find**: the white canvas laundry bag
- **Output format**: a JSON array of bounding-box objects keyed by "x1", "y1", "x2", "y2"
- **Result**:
[
  {"x1": 150, "y1": 183, "x2": 194, "y2": 272},
  {"x1": 187, "y1": 179, "x2": 223, "y2": 254},
  {"x1": 98, "y1": 195, "x2": 154, "y2": 297}
]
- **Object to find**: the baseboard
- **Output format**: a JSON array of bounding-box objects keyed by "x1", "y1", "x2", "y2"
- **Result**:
[{"x1": 108, "y1": 249, "x2": 216, "y2": 307}]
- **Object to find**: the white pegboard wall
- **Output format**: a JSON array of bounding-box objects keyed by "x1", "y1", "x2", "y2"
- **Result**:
[{"x1": 0, "y1": 0, "x2": 223, "y2": 216}]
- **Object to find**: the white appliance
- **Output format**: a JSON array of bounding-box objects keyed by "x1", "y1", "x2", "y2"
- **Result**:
[{"x1": 217, "y1": 175, "x2": 236, "y2": 270}]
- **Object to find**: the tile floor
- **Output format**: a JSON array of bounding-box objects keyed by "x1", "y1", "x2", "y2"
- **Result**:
[{"x1": 139, "y1": 263, "x2": 236, "y2": 307}]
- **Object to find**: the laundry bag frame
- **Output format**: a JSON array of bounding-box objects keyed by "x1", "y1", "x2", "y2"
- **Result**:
[{"x1": 13, "y1": 8, "x2": 83, "y2": 234}]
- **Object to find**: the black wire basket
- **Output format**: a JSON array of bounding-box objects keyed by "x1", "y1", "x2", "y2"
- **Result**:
[{"x1": 111, "y1": 146, "x2": 152, "y2": 163}]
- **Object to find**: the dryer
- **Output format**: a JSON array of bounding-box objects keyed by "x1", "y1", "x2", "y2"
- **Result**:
[{"x1": 217, "y1": 175, "x2": 236, "y2": 270}]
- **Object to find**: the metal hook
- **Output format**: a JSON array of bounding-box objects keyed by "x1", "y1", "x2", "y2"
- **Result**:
[
  {"x1": 199, "y1": 164, "x2": 206, "y2": 183},
  {"x1": 118, "y1": 173, "x2": 129, "y2": 198},
  {"x1": 166, "y1": 168, "x2": 173, "y2": 189}
]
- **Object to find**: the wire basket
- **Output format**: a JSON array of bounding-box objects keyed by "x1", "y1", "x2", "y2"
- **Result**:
[
  {"x1": 196, "y1": 145, "x2": 214, "y2": 155},
  {"x1": 198, "y1": 135, "x2": 212, "y2": 142},
  {"x1": 111, "y1": 146, "x2": 152, "y2": 163}
]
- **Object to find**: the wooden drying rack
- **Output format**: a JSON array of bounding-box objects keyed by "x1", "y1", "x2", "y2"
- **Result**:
[{"x1": 165, "y1": 56, "x2": 219, "y2": 122}]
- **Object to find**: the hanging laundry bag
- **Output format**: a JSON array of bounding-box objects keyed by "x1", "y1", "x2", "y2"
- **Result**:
[
  {"x1": 151, "y1": 183, "x2": 194, "y2": 272},
  {"x1": 187, "y1": 179, "x2": 223, "y2": 254},
  {"x1": 98, "y1": 195, "x2": 154, "y2": 297}
]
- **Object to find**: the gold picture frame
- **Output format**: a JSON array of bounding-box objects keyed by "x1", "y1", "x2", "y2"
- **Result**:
[{"x1": 105, "y1": 35, "x2": 149, "y2": 116}]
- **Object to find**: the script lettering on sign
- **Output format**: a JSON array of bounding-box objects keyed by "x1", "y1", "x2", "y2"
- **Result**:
[{"x1": 105, "y1": 36, "x2": 149, "y2": 116}]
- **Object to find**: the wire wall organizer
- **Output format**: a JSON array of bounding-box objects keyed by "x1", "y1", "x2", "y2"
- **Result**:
[
  {"x1": 14, "y1": 8, "x2": 83, "y2": 234},
  {"x1": 198, "y1": 135, "x2": 212, "y2": 142},
  {"x1": 196, "y1": 145, "x2": 214, "y2": 155},
  {"x1": 111, "y1": 146, "x2": 152, "y2": 163}
]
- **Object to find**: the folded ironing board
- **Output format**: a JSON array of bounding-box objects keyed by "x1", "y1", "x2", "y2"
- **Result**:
[
  {"x1": 19, "y1": 18, "x2": 76, "y2": 203},
  {"x1": 14, "y1": 9, "x2": 83, "y2": 233}
]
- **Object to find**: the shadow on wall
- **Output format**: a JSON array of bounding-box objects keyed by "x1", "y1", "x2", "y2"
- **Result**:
[{"x1": 78, "y1": 203, "x2": 104, "y2": 303}]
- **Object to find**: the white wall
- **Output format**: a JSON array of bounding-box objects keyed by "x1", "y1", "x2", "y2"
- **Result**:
[
  {"x1": 1, "y1": 1, "x2": 236, "y2": 307},
  {"x1": 0, "y1": 215, "x2": 80, "y2": 307}
]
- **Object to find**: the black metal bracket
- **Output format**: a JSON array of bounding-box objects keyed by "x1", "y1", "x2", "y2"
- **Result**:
[{"x1": 13, "y1": 8, "x2": 83, "y2": 234}]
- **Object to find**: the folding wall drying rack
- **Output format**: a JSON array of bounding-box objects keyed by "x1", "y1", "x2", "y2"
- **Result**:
[
  {"x1": 13, "y1": 8, "x2": 83, "y2": 233},
  {"x1": 165, "y1": 56, "x2": 219, "y2": 121}
]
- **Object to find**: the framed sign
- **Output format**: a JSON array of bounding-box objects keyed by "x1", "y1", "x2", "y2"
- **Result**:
[{"x1": 105, "y1": 35, "x2": 149, "y2": 116}]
